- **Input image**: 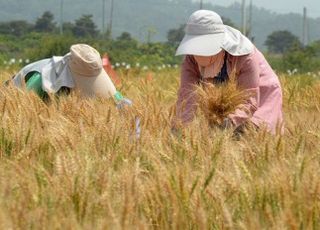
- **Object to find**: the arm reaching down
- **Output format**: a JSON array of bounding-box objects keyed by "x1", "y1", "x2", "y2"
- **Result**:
[
  {"x1": 228, "y1": 53, "x2": 260, "y2": 128},
  {"x1": 173, "y1": 56, "x2": 200, "y2": 128}
]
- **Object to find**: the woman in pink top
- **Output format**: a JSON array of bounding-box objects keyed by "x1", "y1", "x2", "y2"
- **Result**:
[{"x1": 173, "y1": 10, "x2": 283, "y2": 134}]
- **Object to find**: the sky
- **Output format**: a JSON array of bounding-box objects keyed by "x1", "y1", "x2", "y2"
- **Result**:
[{"x1": 204, "y1": 0, "x2": 320, "y2": 18}]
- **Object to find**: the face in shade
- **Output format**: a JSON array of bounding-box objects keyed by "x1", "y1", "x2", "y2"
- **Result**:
[{"x1": 194, "y1": 50, "x2": 225, "y2": 79}]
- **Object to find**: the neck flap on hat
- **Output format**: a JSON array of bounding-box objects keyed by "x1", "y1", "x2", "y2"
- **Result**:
[
  {"x1": 221, "y1": 26, "x2": 254, "y2": 56},
  {"x1": 41, "y1": 54, "x2": 75, "y2": 93}
]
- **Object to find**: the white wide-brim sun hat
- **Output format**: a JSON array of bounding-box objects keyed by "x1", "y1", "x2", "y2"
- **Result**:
[{"x1": 176, "y1": 10, "x2": 254, "y2": 57}]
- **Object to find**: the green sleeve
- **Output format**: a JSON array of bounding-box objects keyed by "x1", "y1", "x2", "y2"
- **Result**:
[{"x1": 25, "y1": 71, "x2": 48, "y2": 99}]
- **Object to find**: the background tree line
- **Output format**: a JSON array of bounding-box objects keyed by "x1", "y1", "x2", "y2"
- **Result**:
[
  {"x1": 0, "y1": 11, "x2": 319, "y2": 73},
  {"x1": 0, "y1": 11, "x2": 180, "y2": 69},
  {"x1": 1, "y1": 0, "x2": 320, "y2": 49}
]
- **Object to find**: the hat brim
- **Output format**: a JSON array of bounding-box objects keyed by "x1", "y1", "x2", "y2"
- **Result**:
[
  {"x1": 71, "y1": 68, "x2": 117, "y2": 98},
  {"x1": 175, "y1": 32, "x2": 225, "y2": 56}
]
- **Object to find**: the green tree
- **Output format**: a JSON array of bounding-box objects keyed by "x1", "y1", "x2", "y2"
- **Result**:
[
  {"x1": 34, "y1": 11, "x2": 56, "y2": 33},
  {"x1": 110, "y1": 32, "x2": 139, "y2": 62},
  {"x1": 62, "y1": 22, "x2": 75, "y2": 36},
  {"x1": 282, "y1": 45, "x2": 309, "y2": 72},
  {"x1": 25, "y1": 34, "x2": 76, "y2": 61},
  {"x1": 0, "y1": 20, "x2": 32, "y2": 37},
  {"x1": 167, "y1": 24, "x2": 185, "y2": 46},
  {"x1": 307, "y1": 40, "x2": 320, "y2": 57},
  {"x1": 221, "y1": 16, "x2": 237, "y2": 28},
  {"x1": 117, "y1": 32, "x2": 133, "y2": 41},
  {"x1": 265, "y1": 30, "x2": 301, "y2": 54},
  {"x1": 73, "y1": 15, "x2": 98, "y2": 38}
]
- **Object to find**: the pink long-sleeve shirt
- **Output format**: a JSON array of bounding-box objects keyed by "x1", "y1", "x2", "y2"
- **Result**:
[{"x1": 175, "y1": 47, "x2": 284, "y2": 134}]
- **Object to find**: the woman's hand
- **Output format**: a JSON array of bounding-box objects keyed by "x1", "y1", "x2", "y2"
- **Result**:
[
  {"x1": 218, "y1": 118, "x2": 234, "y2": 130},
  {"x1": 116, "y1": 98, "x2": 132, "y2": 109}
]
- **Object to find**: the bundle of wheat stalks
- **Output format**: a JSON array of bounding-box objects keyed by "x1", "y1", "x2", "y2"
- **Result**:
[{"x1": 196, "y1": 73, "x2": 251, "y2": 127}]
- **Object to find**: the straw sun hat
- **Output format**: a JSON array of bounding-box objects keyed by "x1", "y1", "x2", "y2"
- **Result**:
[{"x1": 68, "y1": 44, "x2": 117, "y2": 98}]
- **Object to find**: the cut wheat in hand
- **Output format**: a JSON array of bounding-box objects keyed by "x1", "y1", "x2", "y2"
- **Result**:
[{"x1": 196, "y1": 76, "x2": 252, "y2": 127}]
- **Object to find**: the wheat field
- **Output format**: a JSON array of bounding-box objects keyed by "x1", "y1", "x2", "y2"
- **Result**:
[{"x1": 0, "y1": 68, "x2": 319, "y2": 229}]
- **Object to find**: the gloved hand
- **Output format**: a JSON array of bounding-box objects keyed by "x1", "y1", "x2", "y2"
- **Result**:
[
  {"x1": 116, "y1": 97, "x2": 133, "y2": 110},
  {"x1": 116, "y1": 97, "x2": 141, "y2": 139},
  {"x1": 217, "y1": 118, "x2": 234, "y2": 130}
]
